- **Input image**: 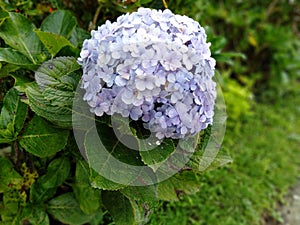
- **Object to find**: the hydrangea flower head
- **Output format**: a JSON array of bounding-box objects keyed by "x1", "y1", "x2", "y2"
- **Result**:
[{"x1": 78, "y1": 8, "x2": 217, "y2": 139}]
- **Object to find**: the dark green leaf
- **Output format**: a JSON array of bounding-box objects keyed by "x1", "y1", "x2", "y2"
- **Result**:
[
  {"x1": 15, "y1": 205, "x2": 49, "y2": 225},
  {"x1": 102, "y1": 191, "x2": 143, "y2": 225},
  {"x1": 30, "y1": 182, "x2": 56, "y2": 204},
  {"x1": 34, "y1": 57, "x2": 81, "y2": 91},
  {"x1": 139, "y1": 139, "x2": 175, "y2": 171},
  {"x1": 213, "y1": 52, "x2": 246, "y2": 65},
  {"x1": 0, "y1": 88, "x2": 27, "y2": 143},
  {"x1": 121, "y1": 185, "x2": 159, "y2": 208},
  {"x1": 26, "y1": 84, "x2": 74, "y2": 128},
  {"x1": 39, "y1": 157, "x2": 71, "y2": 189},
  {"x1": 0, "y1": 157, "x2": 22, "y2": 193},
  {"x1": 89, "y1": 168, "x2": 125, "y2": 191},
  {"x1": 140, "y1": 0, "x2": 154, "y2": 4},
  {"x1": 187, "y1": 149, "x2": 233, "y2": 172},
  {"x1": 89, "y1": 212, "x2": 104, "y2": 225},
  {"x1": 210, "y1": 36, "x2": 227, "y2": 54},
  {"x1": 0, "y1": 12, "x2": 42, "y2": 64},
  {"x1": 69, "y1": 27, "x2": 90, "y2": 47},
  {"x1": 41, "y1": 10, "x2": 77, "y2": 38},
  {"x1": 0, "y1": 64, "x2": 20, "y2": 78},
  {"x1": 1, "y1": 189, "x2": 23, "y2": 221},
  {"x1": 47, "y1": 193, "x2": 96, "y2": 225},
  {"x1": 42, "y1": 87, "x2": 75, "y2": 107},
  {"x1": 0, "y1": 8, "x2": 9, "y2": 20},
  {"x1": 0, "y1": 48, "x2": 33, "y2": 66},
  {"x1": 12, "y1": 73, "x2": 33, "y2": 93},
  {"x1": 26, "y1": 57, "x2": 81, "y2": 128},
  {"x1": 35, "y1": 30, "x2": 74, "y2": 57},
  {"x1": 19, "y1": 115, "x2": 69, "y2": 157},
  {"x1": 73, "y1": 160, "x2": 101, "y2": 214},
  {"x1": 84, "y1": 124, "x2": 147, "y2": 188},
  {"x1": 157, "y1": 171, "x2": 201, "y2": 201}
]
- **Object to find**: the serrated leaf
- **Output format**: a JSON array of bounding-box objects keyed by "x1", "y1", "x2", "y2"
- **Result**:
[
  {"x1": 73, "y1": 160, "x2": 101, "y2": 214},
  {"x1": 84, "y1": 124, "x2": 148, "y2": 187},
  {"x1": 42, "y1": 87, "x2": 75, "y2": 107},
  {"x1": 0, "y1": 88, "x2": 27, "y2": 143},
  {"x1": 35, "y1": 57, "x2": 81, "y2": 91},
  {"x1": 47, "y1": 193, "x2": 96, "y2": 225},
  {"x1": 26, "y1": 57, "x2": 81, "y2": 128},
  {"x1": 26, "y1": 84, "x2": 73, "y2": 128},
  {"x1": 120, "y1": 185, "x2": 158, "y2": 208},
  {"x1": 19, "y1": 115, "x2": 69, "y2": 157},
  {"x1": 0, "y1": 157, "x2": 22, "y2": 193},
  {"x1": 139, "y1": 139, "x2": 175, "y2": 171},
  {"x1": 187, "y1": 148, "x2": 232, "y2": 172},
  {"x1": 157, "y1": 171, "x2": 201, "y2": 201},
  {"x1": 0, "y1": 48, "x2": 33, "y2": 66},
  {"x1": 0, "y1": 12, "x2": 42, "y2": 64},
  {"x1": 102, "y1": 191, "x2": 141, "y2": 225},
  {"x1": 35, "y1": 30, "x2": 74, "y2": 57},
  {"x1": 89, "y1": 168, "x2": 125, "y2": 191},
  {"x1": 41, "y1": 10, "x2": 77, "y2": 38},
  {"x1": 39, "y1": 157, "x2": 71, "y2": 189}
]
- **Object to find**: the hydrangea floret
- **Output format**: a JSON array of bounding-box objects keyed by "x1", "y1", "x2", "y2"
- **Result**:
[{"x1": 78, "y1": 7, "x2": 216, "y2": 139}]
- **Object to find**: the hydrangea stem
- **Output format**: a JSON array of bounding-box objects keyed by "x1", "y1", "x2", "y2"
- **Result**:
[
  {"x1": 162, "y1": 0, "x2": 168, "y2": 9},
  {"x1": 89, "y1": 5, "x2": 101, "y2": 32}
]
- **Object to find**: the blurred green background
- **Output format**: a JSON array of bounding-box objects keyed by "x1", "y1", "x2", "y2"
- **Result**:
[{"x1": 1, "y1": 0, "x2": 299, "y2": 224}]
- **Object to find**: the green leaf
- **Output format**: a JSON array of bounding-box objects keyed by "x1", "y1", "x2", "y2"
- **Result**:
[
  {"x1": 102, "y1": 191, "x2": 143, "y2": 225},
  {"x1": 0, "y1": 64, "x2": 20, "y2": 78},
  {"x1": 0, "y1": 157, "x2": 22, "y2": 193},
  {"x1": 19, "y1": 115, "x2": 69, "y2": 157},
  {"x1": 139, "y1": 139, "x2": 175, "y2": 171},
  {"x1": 188, "y1": 150, "x2": 233, "y2": 172},
  {"x1": 35, "y1": 56, "x2": 81, "y2": 91},
  {"x1": 210, "y1": 36, "x2": 227, "y2": 54},
  {"x1": 0, "y1": 8, "x2": 9, "y2": 21},
  {"x1": 1, "y1": 189, "x2": 24, "y2": 221},
  {"x1": 26, "y1": 57, "x2": 81, "y2": 128},
  {"x1": 73, "y1": 160, "x2": 101, "y2": 214},
  {"x1": 89, "y1": 212, "x2": 104, "y2": 225},
  {"x1": 0, "y1": 12, "x2": 42, "y2": 64},
  {"x1": 47, "y1": 193, "x2": 96, "y2": 225},
  {"x1": 0, "y1": 48, "x2": 33, "y2": 66},
  {"x1": 35, "y1": 30, "x2": 74, "y2": 57},
  {"x1": 39, "y1": 157, "x2": 71, "y2": 189},
  {"x1": 213, "y1": 52, "x2": 246, "y2": 65},
  {"x1": 41, "y1": 10, "x2": 77, "y2": 38},
  {"x1": 26, "y1": 84, "x2": 73, "y2": 128},
  {"x1": 69, "y1": 27, "x2": 90, "y2": 47},
  {"x1": 120, "y1": 185, "x2": 158, "y2": 208},
  {"x1": 0, "y1": 88, "x2": 27, "y2": 143},
  {"x1": 84, "y1": 124, "x2": 146, "y2": 188},
  {"x1": 12, "y1": 73, "x2": 33, "y2": 93},
  {"x1": 157, "y1": 171, "x2": 201, "y2": 201},
  {"x1": 30, "y1": 183, "x2": 56, "y2": 204},
  {"x1": 15, "y1": 205, "x2": 49, "y2": 225},
  {"x1": 89, "y1": 168, "x2": 126, "y2": 191}
]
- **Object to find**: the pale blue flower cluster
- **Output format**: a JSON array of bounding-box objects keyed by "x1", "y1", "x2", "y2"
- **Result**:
[{"x1": 78, "y1": 8, "x2": 216, "y2": 139}]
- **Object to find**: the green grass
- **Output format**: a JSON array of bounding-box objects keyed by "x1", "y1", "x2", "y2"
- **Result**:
[{"x1": 149, "y1": 88, "x2": 300, "y2": 225}]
